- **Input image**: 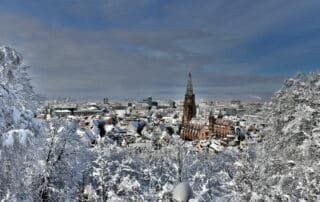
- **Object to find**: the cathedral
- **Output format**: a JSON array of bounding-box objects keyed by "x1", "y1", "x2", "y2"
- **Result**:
[
  {"x1": 180, "y1": 73, "x2": 234, "y2": 141},
  {"x1": 182, "y1": 73, "x2": 196, "y2": 126}
]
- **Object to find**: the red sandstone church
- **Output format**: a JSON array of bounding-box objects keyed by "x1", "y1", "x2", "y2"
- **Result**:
[{"x1": 179, "y1": 73, "x2": 234, "y2": 141}]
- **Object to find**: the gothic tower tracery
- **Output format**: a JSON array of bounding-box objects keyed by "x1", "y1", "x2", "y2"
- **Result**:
[
  {"x1": 180, "y1": 73, "x2": 234, "y2": 141},
  {"x1": 182, "y1": 73, "x2": 196, "y2": 126}
]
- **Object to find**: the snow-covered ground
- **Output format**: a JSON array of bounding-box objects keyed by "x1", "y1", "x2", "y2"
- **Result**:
[{"x1": 0, "y1": 46, "x2": 319, "y2": 201}]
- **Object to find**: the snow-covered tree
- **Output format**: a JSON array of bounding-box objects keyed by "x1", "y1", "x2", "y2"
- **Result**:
[
  {"x1": 0, "y1": 46, "x2": 46, "y2": 201},
  {"x1": 0, "y1": 47, "x2": 94, "y2": 201},
  {"x1": 35, "y1": 118, "x2": 94, "y2": 201},
  {"x1": 1, "y1": 46, "x2": 319, "y2": 201}
]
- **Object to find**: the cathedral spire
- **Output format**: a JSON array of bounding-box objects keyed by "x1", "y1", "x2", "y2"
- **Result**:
[
  {"x1": 186, "y1": 73, "x2": 193, "y2": 95},
  {"x1": 209, "y1": 110, "x2": 213, "y2": 116}
]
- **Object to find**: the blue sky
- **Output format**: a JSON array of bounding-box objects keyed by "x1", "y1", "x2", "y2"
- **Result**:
[{"x1": 1, "y1": 0, "x2": 320, "y2": 100}]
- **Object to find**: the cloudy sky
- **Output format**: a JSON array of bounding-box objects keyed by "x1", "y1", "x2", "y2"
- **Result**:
[{"x1": 1, "y1": 0, "x2": 320, "y2": 100}]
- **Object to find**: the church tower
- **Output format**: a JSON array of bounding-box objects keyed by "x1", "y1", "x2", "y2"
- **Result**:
[
  {"x1": 182, "y1": 73, "x2": 196, "y2": 126},
  {"x1": 208, "y1": 110, "x2": 215, "y2": 132}
]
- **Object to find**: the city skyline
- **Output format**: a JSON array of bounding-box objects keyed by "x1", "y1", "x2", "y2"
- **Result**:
[{"x1": 0, "y1": 1, "x2": 320, "y2": 99}]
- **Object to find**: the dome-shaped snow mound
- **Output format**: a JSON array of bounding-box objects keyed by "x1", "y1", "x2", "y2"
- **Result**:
[{"x1": 172, "y1": 182, "x2": 193, "y2": 202}]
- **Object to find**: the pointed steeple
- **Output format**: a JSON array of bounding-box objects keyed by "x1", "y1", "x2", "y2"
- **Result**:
[
  {"x1": 218, "y1": 110, "x2": 223, "y2": 119},
  {"x1": 186, "y1": 73, "x2": 193, "y2": 95}
]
